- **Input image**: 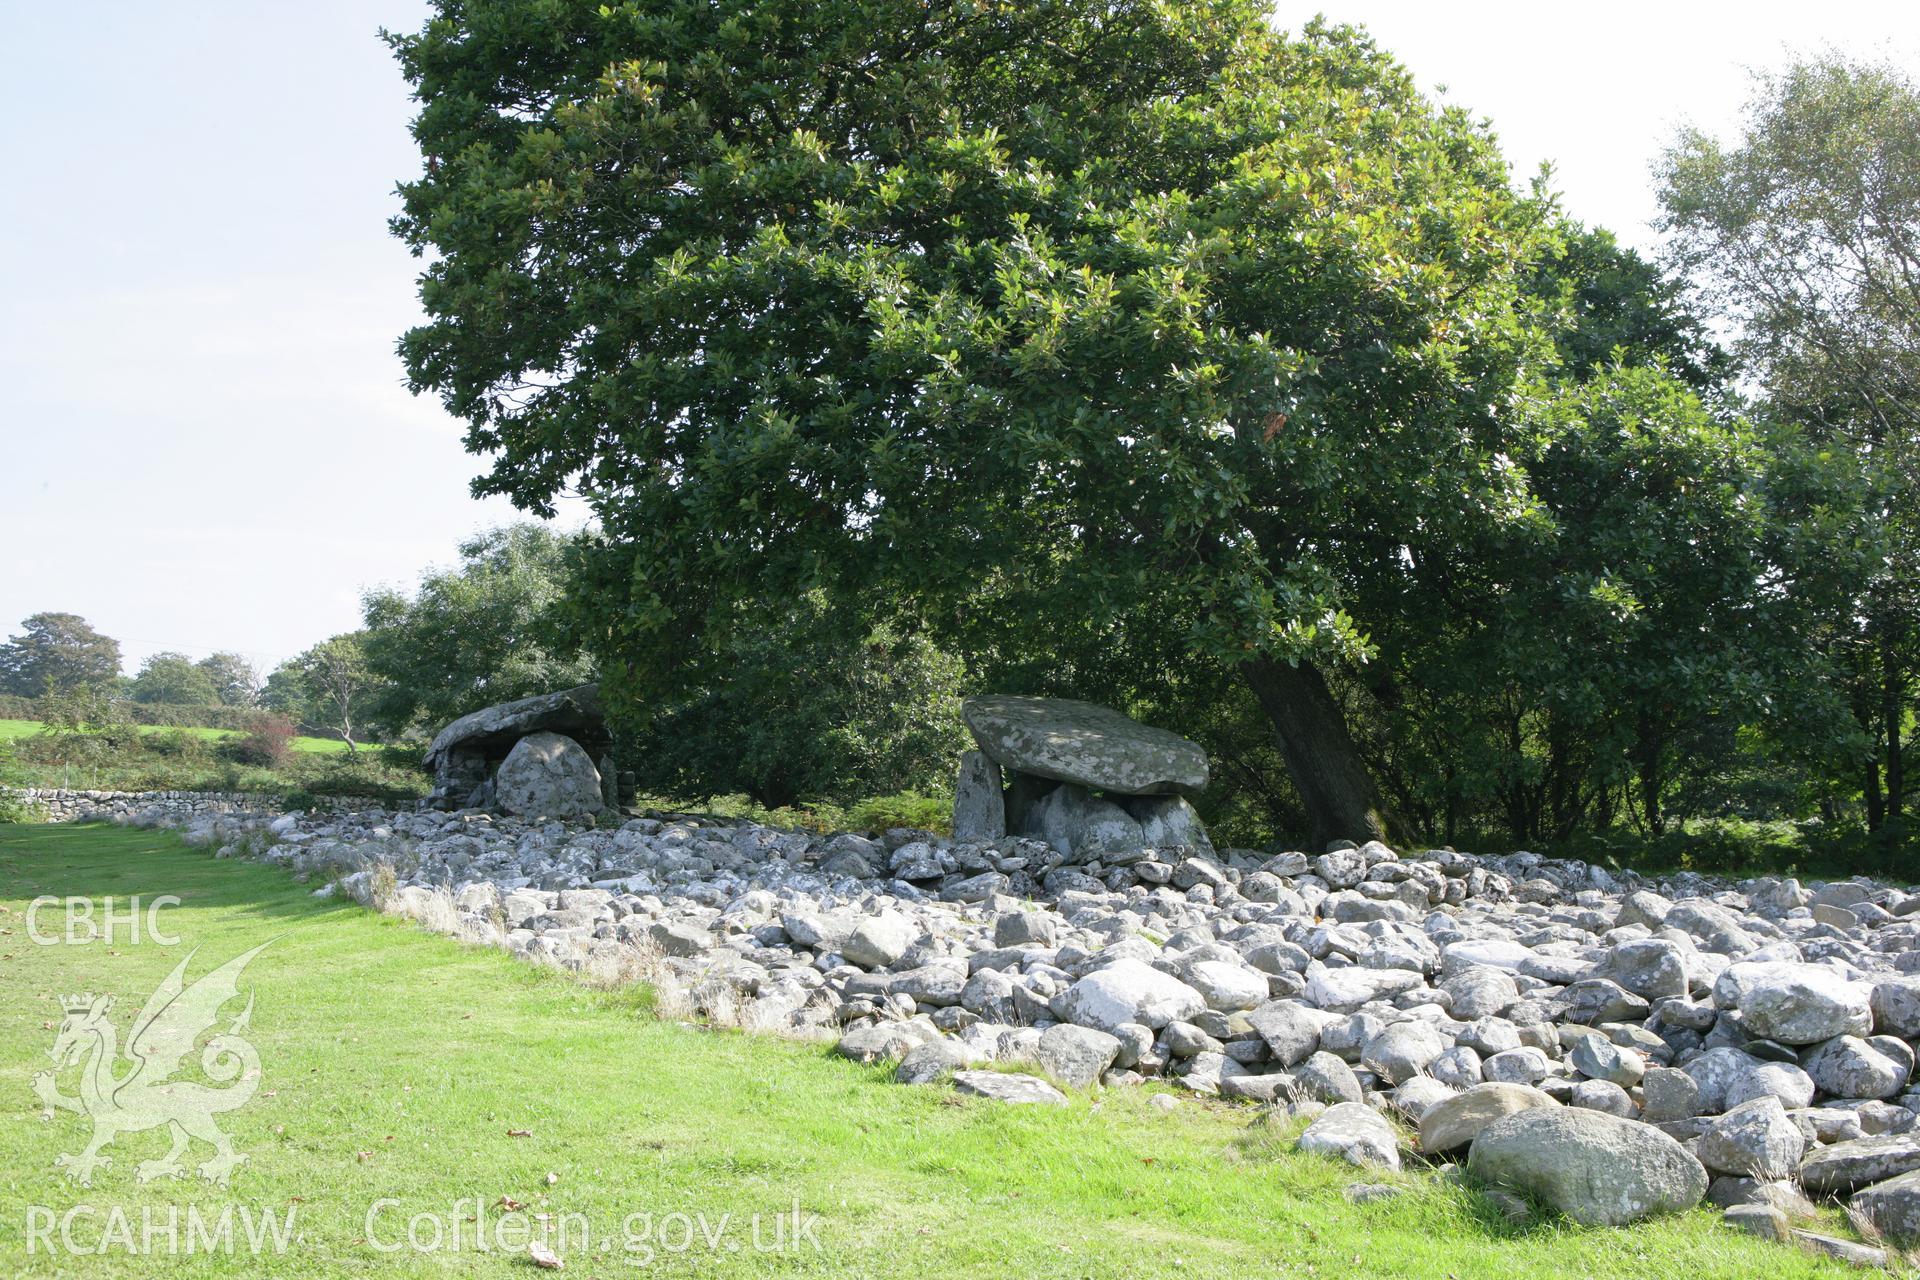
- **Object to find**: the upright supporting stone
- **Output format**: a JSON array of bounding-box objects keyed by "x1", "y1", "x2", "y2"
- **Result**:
[
  {"x1": 1004, "y1": 770, "x2": 1056, "y2": 837},
  {"x1": 952, "y1": 750, "x2": 1006, "y2": 841}
]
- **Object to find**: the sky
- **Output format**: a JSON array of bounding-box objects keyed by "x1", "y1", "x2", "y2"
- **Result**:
[{"x1": 2, "y1": 2, "x2": 1916, "y2": 678}]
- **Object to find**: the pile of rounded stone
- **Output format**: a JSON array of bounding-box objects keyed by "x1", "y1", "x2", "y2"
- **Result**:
[{"x1": 154, "y1": 798, "x2": 1920, "y2": 1262}]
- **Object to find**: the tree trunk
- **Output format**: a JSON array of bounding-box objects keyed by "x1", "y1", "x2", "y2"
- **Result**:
[
  {"x1": 1637, "y1": 752, "x2": 1664, "y2": 837},
  {"x1": 1240, "y1": 656, "x2": 1390, "y2": 850},
  {"x1": 1882, "y1": 622, "x2": 1905, "y2": 821},
  {"x1": 1866, "y1": 759, "x2": 1885, "y2": 832}
]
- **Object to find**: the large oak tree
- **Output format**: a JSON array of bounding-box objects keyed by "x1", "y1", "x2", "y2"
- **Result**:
[{"x1": 390, "y1": 0, "x2": 1555, "y2": 845}]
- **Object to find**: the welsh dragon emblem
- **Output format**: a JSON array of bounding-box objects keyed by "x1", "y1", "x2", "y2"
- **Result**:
[{"x1": 33, "y1": 943, "x2": 269, "y2": 1186}]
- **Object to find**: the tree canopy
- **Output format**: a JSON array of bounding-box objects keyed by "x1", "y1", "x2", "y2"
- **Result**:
[
  {"x1": 129, "y1": 651, "x2": 220, "y2": 705},
  {"x1": 264, "y1": 634, "x2": 383, "y2": 753},
  {"x1": 360, "y1": 524, "x2": 592, "y2": 737},
  {"x1": 0, "y1": 613, "x2": 123, "y2": 697},
  {"x1": 392, "y1": 0, "x2": 1562, "y2": 843},
  {"x1": 197, "y1": 652, "x2": 262, "y2": 707},
  {"x1": 385, "y1": 9, "x2": 1920, "y2": 859},
  {"x1": 1659, "y1": 54, "x2": 1920, "y2": 836}
]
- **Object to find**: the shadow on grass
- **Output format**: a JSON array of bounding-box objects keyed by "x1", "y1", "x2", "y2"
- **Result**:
[{"x1": 0, "y1": 821, "x2": 363, "y2": 929}]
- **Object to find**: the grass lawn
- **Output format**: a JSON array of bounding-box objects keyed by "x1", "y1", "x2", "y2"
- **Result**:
[
  {"x1": 0, "y1": 720, "x2": 363, "y2": 757},
  {"x1": 0, "y1": 824, "x2": 1859, "y2": 1278}
]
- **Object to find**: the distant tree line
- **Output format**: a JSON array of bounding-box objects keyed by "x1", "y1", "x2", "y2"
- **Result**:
[{"x1": 0, "y1": 613, "x2": 264, "y2": 709}]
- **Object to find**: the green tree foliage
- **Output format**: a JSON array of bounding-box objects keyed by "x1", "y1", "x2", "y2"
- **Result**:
[
  {"x1": 1482, "y1": 369, "x2": 1789, "y2": 838},
  {"x1": 625, "y1": 592, "x2": 967, "y2": 809},
  {"x1": 1529, "y1": 222, "x2": 1731, "y2": 397},
  {"x1": 263, "y1": 634, "x2": 383, "y2": 754},
  {"x1": 196, "y1": 652, "x2": 262, "y2": 707},
  {"x1": 360, "y1": 524, "x2": 592, "y2": 737},
  {"x1": 0, "y1": 613, "x2": 122, "y2": 697},
  {"x1": 129, "y1": 651, "x2": 221, "y2": 705},
  {"x1": 390, "y1": 1, "x2": 1562, "y2": 846},
  {"x1": 33, "y1": 685, "x2": 138, "y2": 789},
  {"x1": 1659, "y1": 54, "x2": 1920, "y2": 834}
]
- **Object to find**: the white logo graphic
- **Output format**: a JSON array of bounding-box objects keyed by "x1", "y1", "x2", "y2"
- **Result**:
[{"x1": 34, "y1": 943, "x2": 269, "y2": 1187}]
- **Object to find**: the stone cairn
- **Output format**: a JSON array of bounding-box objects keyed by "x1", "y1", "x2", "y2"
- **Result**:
[{"x1": 98, "y1": 696, "x2": 1920, "y2": 1264}]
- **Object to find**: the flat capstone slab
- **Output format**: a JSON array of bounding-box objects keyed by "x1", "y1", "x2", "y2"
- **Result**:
[{"x1": 961, "y1": 695, "x2": 1209, "y2": 796}]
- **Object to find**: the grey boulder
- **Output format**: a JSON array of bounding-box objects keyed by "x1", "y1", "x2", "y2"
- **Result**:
[
  {"x1": 1695, "y1": 1097, "x2": 1806, "y2": 1180},
  {"x1": 1799, "y1": 1133, "x2": 1920, "y2": 1195},
  {"x1": 1870, "y1": 976, "x2": 1920, "y2": 1039},
  {"x1": 1247, "y1": 1000, "x2": 1326, "y2": 1066},
  {"x1": 1712, "y1": 962, "x2": 1871, "y2": 1045},
  {"x1": 1570, "y1": 1036, "x2": 1645, "y2": 1087},
  {"x1": 895, "y1": 1038, "x2": 970, "y2": 1084},
  {"x1": 493, "y1": 731, "x2": 604, "y2": 820},
  {"x1": 1361, "y1": 1022, "x2": 1449, "y2": 1087},
  {"x1": 952, "y1": 1071, "x2": 1068, "y2": 1106},
  {"x1": 1802, "y1": 1035, "x2": 1907, "y2": 1101},
  {"x1": 1056, "y1": 960, "x2": 1206, "y2": 1034},
  {"x1": 843, "y1": 913, "x2": 918, "y2": 970},
  {"x1": 1294, "y1": 1051, "x2": 1364, "y2": 1106},
  {"x1": 1297, "y1": 1102, "x2": 1402, "y2": 1171},
  {"x1": 1035, "y1": 1023, "x2": 1122, "y2": 1088},
  {"x1": 1467, "y1": 1107, "x2": 1708, "y2": 1226},
  {"x1": 1419, "y1": 1082, "x2": 1557, "y2": 1154},
  {"x1": 1851, "y1": 1169, "x2": 1920, "y2": 1243}
]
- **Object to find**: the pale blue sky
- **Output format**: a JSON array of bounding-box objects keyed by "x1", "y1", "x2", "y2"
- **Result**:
[{"x1": 2, "y1": 2, "x2": 1915, "y2": 677}]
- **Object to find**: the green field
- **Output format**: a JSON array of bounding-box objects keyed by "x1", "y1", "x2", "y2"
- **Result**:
[
  {"x1": 0, "y1": 721, "x2": 362, "y2": 756},
  {"x1": 0, "y1": 824, "x2": 1857, "y2": 1278}
]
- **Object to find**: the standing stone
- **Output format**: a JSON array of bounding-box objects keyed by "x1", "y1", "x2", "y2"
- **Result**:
[
  {"x1": 1125, "y1": 794, "x2": 1216, "y2": 856},
  {"x1": 493, "y1": 732, "x2": 605, "y2": 820},
  {"x1": 1022, "y1": 784, "x2": 1143, "y2": 858},
  {"x1": 951, "y1": 751, "x2": 1005, "y2": 842}
]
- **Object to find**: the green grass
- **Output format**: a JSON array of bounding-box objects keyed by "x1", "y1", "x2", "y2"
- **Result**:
[
  {"x1": 0, "y1": 824, "x2": 1862, "y2": 1278},
  {"x1": 0, "y1": 720, "x2": 364, "y2": 757}
]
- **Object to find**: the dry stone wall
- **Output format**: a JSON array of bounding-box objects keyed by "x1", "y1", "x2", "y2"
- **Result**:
[{"x1": 3, "y1": 788, "x2": 371, "y2": 824}]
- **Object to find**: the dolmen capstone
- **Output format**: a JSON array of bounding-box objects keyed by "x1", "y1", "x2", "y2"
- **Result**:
[
  {"x1": 424, "y1": 683, "x2": 623, "y2": 818},
  {"x1": 953, "y1": 696, "x2": 1214, "y2": 858}
]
